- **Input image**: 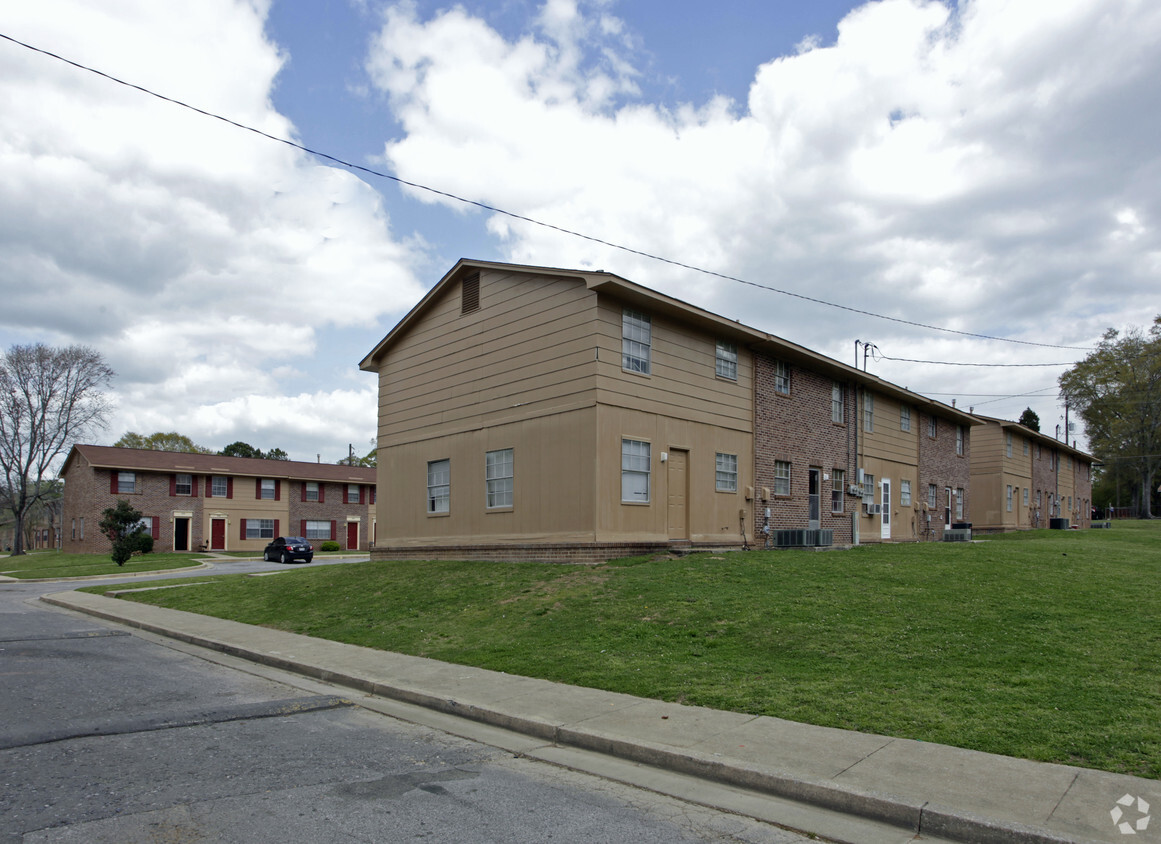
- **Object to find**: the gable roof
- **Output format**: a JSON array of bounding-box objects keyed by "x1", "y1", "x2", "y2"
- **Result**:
[
  {"x1": 360, "y1": 258, "x2": 978, "y2": 426},
  {"x1": 64, "y1": 444, "x2": 376, "y2": 484}
]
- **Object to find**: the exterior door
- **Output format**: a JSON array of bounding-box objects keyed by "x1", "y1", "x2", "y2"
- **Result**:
[
  {"x1": 807, "y1": 469, "x2": 821, "y2": 530},
  {"x1": 944, "y1": 487, "x2": 953, "y2": 529},
  {"x1": 210, "y1": 518, "x2": 226, "y2": 551},
  {"x1": 347, "y1": 521, "x2": 359, "y2": 551},
  {"x1": 174, "y1": 517, "x2": 189, "y2": 552},
  {"x1": 881, "y1": 478, "x2": 892, "y2": 540},
  {"x1": 667, "y1": 449, "x2": 689, "y2": 540}
]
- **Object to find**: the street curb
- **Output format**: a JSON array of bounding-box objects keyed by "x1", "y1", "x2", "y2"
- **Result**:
[{"x1": 38, "y1": 590, "x2": 1095, "y2": 844}]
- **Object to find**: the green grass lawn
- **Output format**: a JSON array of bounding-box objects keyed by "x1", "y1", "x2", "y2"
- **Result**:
[
  {"x1": 1, "y1": 550, "x2": 205, "y2": 579},
  {"x1": 84, "y1": 521, "x2": 1161, "y2": 778}
]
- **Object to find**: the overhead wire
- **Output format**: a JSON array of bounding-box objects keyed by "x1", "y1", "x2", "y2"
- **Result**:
[{"x1": 0, "y1": 30, "x2": 1099, "y2": 355}]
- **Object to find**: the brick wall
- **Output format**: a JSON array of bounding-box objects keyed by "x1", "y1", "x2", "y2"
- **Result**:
[
  {"x1": 917, "y1": 414, "x2": 971, "y2": 540},
  {"x1": 287, "y1": 481, "x2": 372, "y2": 549},
  {"x1": 753, "y1": 355, "x2": 855, "y2": 545},
  {"x1": 370, "y1": 541, "x2": 736, "y2": 564}
]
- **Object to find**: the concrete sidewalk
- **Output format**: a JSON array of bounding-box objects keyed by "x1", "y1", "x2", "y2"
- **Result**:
[{"x1": 41, "y1": 590, "x2": 1156, "y2": 844}]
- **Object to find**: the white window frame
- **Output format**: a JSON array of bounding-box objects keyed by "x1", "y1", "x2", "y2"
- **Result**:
[
  {"x1": 246, "y1": 518, "x2": 275, "y2": 540},
  {"x1": 621, "y1": 439, "x2": 651, "y2": 502},
  {"x1": 1006, "y1": 432, "x2": 1013, "y2": 458},
  {"x1": 832, "y1": 383, "x2": 844, "y2": 424},
  {"x1": 774, "y1": 461, "x2": 791, "y2": 497},
  {"x1": 1006, "y1": 484, "x2": 1014, "y2": 512},
  {"x1": 927, "y1": 484, "x2": 937, "y2": 508},
  {"x1": 927, "y1": 415, "x2": 937, "y2": 438},
  {"x1": 175, "y1": 473, "x2": 192, "y2": 496},
  {"x1": 304, "y1": 520, "x2": 330, "y2": 540},
  {"x1": 715, "y1": 452, "x2": 738, "y2": 492},
  {"x1": 956, "y1": 425, "x2": 965, "y2": 456},
  {"x1": 774, "y1": 361, "x2": 790, "y2": 395},
  {"x1": 305, "y1": 481, "x2": 320, "y2": 502},
  {"x1": 347, "y1": 483, "x2": 361, "y2": 504},
  {"x1": 863, "y1": 393, "x2": 874, "y2": 432},
  {"x1": 486, "y1": 448, "x2": 514, "y2": 508},
  {"x1": 117, "y1": 471, "x2": 137, "y2": 494},
  {"x1": 260, "y1": 478, "x2": 276, "y2": 500},
  {"x1": 212, "y1": 476, "x2": 228, "y2": 497},
  {"x1": 427, "y1": 459, "x2": 450, "y2": 514},
  {"x1": 900, "y1": 405, "x2": 911, "y2": 432},
  {"x1": 831, "y1": 469, "x2": 845, "y2": 513},
  {"x1": 956, "y1": 488, "x2": 965, "y2": 520},
  {"x1": 900, "y1": 479, "x2": 912, "y2": 506},
  {"x1": 715, "y1": 341, "x2": 737, "y2": 380},
  {"x1": 622, "y1": 309, "x2": 651, "y2": 374}
]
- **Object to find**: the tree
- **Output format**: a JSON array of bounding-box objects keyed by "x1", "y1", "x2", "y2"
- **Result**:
[
  {"x1": 1059, "y1": 317, "x2": 1161, "y2": 519},
  {"x1": 265, "y1": 447, "x2": 289, "y2": 461},
  {"x1": 220, "y1": 441, "x2": 262, "y2": 459},
  {"x1": 1017, "y1": 408, "x2": 1040, "y2": 432},
  {"x1": 0, "y1": 344, "x2": 114, "y2": 555},
  {"x1": 98, "y1": 499, "x2": 149, "y2": 566},
  {"x1": 114, "y1": 431, "x2": 213, "y2": 453}
]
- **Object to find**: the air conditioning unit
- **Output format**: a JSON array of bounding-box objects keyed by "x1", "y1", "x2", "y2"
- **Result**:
[
  {"x1": 864, "y1": 502, "x2": 881, "y2": 515},
  {"x1": 848, "y1": 484, "x2": 863, "y2": 496}
]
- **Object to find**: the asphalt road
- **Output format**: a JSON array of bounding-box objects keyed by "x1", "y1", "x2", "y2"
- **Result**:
[{"x1": 1, "y1": 560, "x2": 811, "y2": 843}]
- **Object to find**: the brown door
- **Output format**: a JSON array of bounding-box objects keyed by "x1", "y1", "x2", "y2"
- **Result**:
[
  {"x1": 667, "y1": 449, "x2": 689, "y2": 540},
  {"x1": 211, "y1": 518, "x2": 225, "y2": 550},
  {"x1": 346, "y1": 521, "x2": 359, "y2": 550}
]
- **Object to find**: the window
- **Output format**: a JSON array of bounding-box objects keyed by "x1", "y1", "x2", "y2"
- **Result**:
[
  {"x1": 622, "y1": 309, "x2": 651, "y2": 374},
  {"x1": 774, "y1": 461, "x2": 791, "y2": 496},
  {"x1": 305, "y1": 481, "x2": 320, "y2": 502},
  {"x1": 1022, "y1": 438, "x2": 1029, "y2": 456},
  {"x1": 774, "y1": 361, "x2": 790, "y2": 395},
  {"x1": 863, "y1": 393, "x2": 874, "y2": 432},
  {"x1": 347, "y1": 484, "x2": 361, "y2": 504},
  {"x1": 1037, "y1": 490, "x2": 1042, "y2": 508},
  {"x1": 715, "y1": 341, "x2": 737, "y2": 380},
  {"x1": 715, "y1": 453, "x2": 738, "y2": 492},
  {"x1": 927, "y1": 415, "x2": 937, "y2": 438},
  {"x1": 212, "y1": 476, "x2": 228, "y2": 498},
  {"x1": 1006, "y1": 432, "x2": 1013, "y2": 458},
  {"x1": 900, "y1": 479, "x2": 912, "y2": 506},
  {"x1": 175, "y1": 474, "x2": 192, "y2": 495},
  {"x1": 260, "y1": 479, "x2": 276, "y2": 500},
  {"x1": 1023, "y1": 488, "x2": 1029, "y2": 506},
  {"x1": 486, "y1": 448, "x2": 514, "y2": 508},
  {"x1": 1006, "y1": 485, "x2": 1013, "y2": 512},
  {"x1": 71, "y1": 519, "x2": 76, "y2": 540},
  {"x1": 304, "y1": 520, "x2": 331, "y2": 540},
  {"x1": 900, "y1": 405, "x2": 911, "y2": 432},
  {"x1": 927, "y1": 484, "x2": 937, "y2": 508},
  {"x1": 831, "y1": 469, "x2": 845, "y2": 513},
  {"x1": 1036, "y1": 443, "x2": 1041, "y2": 459},
  {"x1": 956, "y1": 488, "x2": 965, "y2": 520},
  {"x1": 117, "y1": 472, "x2": 136, "y2": 494},
  {"x1": 79, "y1": 517, "x2": 84, "y2": 540},
  {"x1": 956, "y1": 425, "x2": 965, "y2": 456},
  {"x1": 863, "y1": 473, "x2": 875, "y2": 499},
  {"x1": 246, "y1": 518, "x2": 275, "y2": 539},
  {"x1": 621, "y1": 439, "x2": 651, "y2": 502},
  {"x1": 427, "y1": 459, "x2": 450, "y2": 513},
  {"x1": 832, "y1": 383, "x2": 844, "y2": 424}
]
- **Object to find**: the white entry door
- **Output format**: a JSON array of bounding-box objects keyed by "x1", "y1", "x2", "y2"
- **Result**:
[{"x1": 880, "y1": 478, "x2": 892, "y2": 540}]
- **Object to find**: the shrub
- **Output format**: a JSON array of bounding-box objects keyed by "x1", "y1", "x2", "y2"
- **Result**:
[
  {"x1": 320, "y1": 540, "x2": 341, "y2": 552},
  {"x1": 128, "y1": 532, "x2": 154, "y2": 555}
]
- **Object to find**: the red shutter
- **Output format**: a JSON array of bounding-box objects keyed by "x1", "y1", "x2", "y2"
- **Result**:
[
  {"x1": 226, "y1": 478, "x2": 233, "y2": 499},
  {"x1": 342, "y1": 485, "x2": 348, "y2": 504},
  {"x1": 204, "y1": 476, "x2": 212, "y2": 498},
  {"x1": 300, "y1": 483, "x2": 306, "y2": 503},
  {"x1": 240, "y1": 519, "x2": 246, "y2": 540},
  {"x1": 273, "y1": 519, "x2": 279, "y2": 538},
  {"x1": 361, "y1": 485, "x2": 368, "y2": 505},
  {"x1": 301, "y1": 520, "x2": 307, "y2": 536},
  {"x1": 151, "y1": 516, "x2": 160, "y2": 540},
  {"x1": 255, "y1": 478, "x2": 262, "y2": 499},
  {"x1": 274, "y1": 480, "x2": 281, "y2": 502},
  {"x1": 319, "y1": 483, "x2": 325, "y2": 503},
  {"x1": 330, "y1": 520, "x2": 336, "y2": 541},
  {"x1": 110, "y1": 472, "x2": 118, "y2": 493},
  {"x1": 371, "y1": 486, "x2": 376, "y2": 504},
  {"x1": 170, "y1": 475, "x2": 177, "y2": 496},
  {"x1": 192, "y1": 477, "x2": 199, "y2": 497}
]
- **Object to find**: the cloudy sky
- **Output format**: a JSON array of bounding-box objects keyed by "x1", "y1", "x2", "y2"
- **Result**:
[{"x1": 2, "y1": 0, "x2": 1158, "y2": 462}]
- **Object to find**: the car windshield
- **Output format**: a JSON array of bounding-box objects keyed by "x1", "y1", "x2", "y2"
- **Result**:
[{"x1": 285, "y1": 537, "x2": 308, "y2": 544}]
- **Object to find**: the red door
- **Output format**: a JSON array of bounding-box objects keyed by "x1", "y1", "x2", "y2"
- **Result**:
[
  {"x1": 211, "y1": 519, "x2": 226, "y2": 550},
  {"x1": 346, "y1": 521, "x2": 358, "y2": 551}
]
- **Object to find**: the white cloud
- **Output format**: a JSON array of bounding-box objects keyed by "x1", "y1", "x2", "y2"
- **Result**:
[
  {"x1": 364, "y1": 0, "x2": 1161, "y2": 433},
  {"x1": 0, "y1": 0, "x2": 426, "y2": 459}
]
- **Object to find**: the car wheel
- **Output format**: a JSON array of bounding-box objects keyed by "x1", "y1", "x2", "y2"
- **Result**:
[
  {"x1": 262, "y1": 550, "x2": 269, "y2": 562},
  {"x1": 280, "y1": 552, "x2": 288, "y2": 564}
]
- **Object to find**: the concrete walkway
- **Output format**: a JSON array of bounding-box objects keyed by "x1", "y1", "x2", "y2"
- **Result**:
[{"x1": 41, "y1": 590, "x2": 1157, "y2": 844}]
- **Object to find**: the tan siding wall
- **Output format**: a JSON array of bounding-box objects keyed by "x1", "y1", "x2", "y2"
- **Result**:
[{"x1": 378, "y1": 270, "x2": 600, "y2": 446}]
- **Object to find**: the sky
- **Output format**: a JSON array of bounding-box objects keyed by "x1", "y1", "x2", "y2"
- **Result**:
[{"x1": 2, "y1": 0, "x2": 1159, "y2": 463}]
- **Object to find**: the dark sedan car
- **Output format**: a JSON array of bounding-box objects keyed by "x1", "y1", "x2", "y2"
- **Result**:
[{"x1": 263, "y1": 536, "x2": 314, "y2": 564}]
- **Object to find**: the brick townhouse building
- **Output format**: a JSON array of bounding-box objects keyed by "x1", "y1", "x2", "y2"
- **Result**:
[
  {"x1": 61, "y1": 445, "x2": 377, "y2": 554},
  {"x1": 360, "y1": 259, "x2": 977, "y2": 561}
]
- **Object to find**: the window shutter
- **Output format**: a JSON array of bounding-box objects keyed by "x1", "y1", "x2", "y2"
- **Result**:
[
  {"x1": 110, "y1": 472, "x2": 118, "y2": 494},
  {"x1": 371, "y1": 486, "x2": 376, "y2": 505},
  {"x1": 273, "y1": 520, "x2": 279, "y2": 538},
  {"x1": 319, "y1": 483, "x2": 325, "y2": 503},
  {"x1": 361, "y1": 485, "x2": 367, "y2": 506},
  {"x1": 169, "y1": 475, "x2": 176, "y2": 496},
  {"x1": 301, "y1": 520, "x2": 306, "y2": 536},
  {"x1": 151, "y1": 516, "x2": 160, "y2": 540},
  {"x1": 274, "y1": 480, "x2": 281, "y2": 502},
  {"x1": 204, "y1": 476, "x2": 212, "y2": 498},
  {"x1": 330, "y1": 520, "x2": 336, "y2": 541},
  {"x1": 226, "y1": 478, "x2": 233, "y2": 499},
  {"x1": 342, "y1": 485, "x2": 348, "y2": 504},
  {"x1": 240, "y1": 519, "x2": 247, "y2": 540},
  {"x1": 192, "y1": 477, "x2": 199, "y2": 497},
  {"x1": 300, "y1": 483, "x2": 306, "y2": 503},
  {"x1": 255, "y1": 478, "x2": 261, "y2": 499}
]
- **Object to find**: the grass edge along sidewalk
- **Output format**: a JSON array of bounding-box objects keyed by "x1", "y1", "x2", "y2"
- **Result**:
[
  {"x1": 83, "y1": 522, "x2": 1161, "y2": 780},
  {"x1": 2, "y1": 550, "x2": 205, "y2": 580}
]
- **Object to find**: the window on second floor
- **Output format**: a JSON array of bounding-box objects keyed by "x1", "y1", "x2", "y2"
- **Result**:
[
  {"x1": 212, "y1": 476, "x2": 228, "y2": 498},
  {"x1": 956, "y1": 425, "x2": 965, "y2": 456},
  {"x1": 117, "y1": 471, "x2": 137, "y2": 494},
  {"x1": 175, "y1": 473, "x2": 192, "y2": 495},
  {"x1": 259, "y1": 478, "x2": 276, "y2": 500},
  {"x1": 347, "y1": 483, "x2": 361, "y2": 504},
  {"x1": 715, "y1": 341, "x2": 737, "y2": 380},
  {"x1": 622, "y1": 309, "x2": 651, "y2": 374},
  {"x1": 774, "y1": 361, "x2": 790, "y2": 395},
  {"x1": 863, "y1": 393, "x2": 874, "y2": 432},
  {"x1": 1006, "y1": 432, "x2": 1013, "y2": 457},
  {"x1": 832, "y1": 383, "x2": 844, "y2": 424},
  {"x1": 900, "y1": 405, "x2": 911, "y2": 432},
  {"x1": 927, "y1": 415, "x2": 937, "y2": 438},
  {"x1": 305, "y1": 481, "x2": 320, "y2": 502}
]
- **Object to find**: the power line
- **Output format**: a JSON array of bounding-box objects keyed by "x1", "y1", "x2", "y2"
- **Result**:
[
  {"x1": 875, "y1": 353, "x2": 1074, "y2": 367},
  {"x1": 1, "y1": 31, "x2": 1096, "y2": 353}
]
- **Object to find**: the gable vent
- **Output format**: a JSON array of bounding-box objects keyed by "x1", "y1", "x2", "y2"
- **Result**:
[{"x1": 461, "y1": 272, "x2": 480, "y2": 314}]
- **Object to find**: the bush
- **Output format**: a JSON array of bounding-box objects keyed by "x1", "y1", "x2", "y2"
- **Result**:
[
  {"x1": 128, "y1": 532, "x2": 154, "y2": 555},
  {"x1": 320, "y1": 540, "x2": 341, "y2": 552}
]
